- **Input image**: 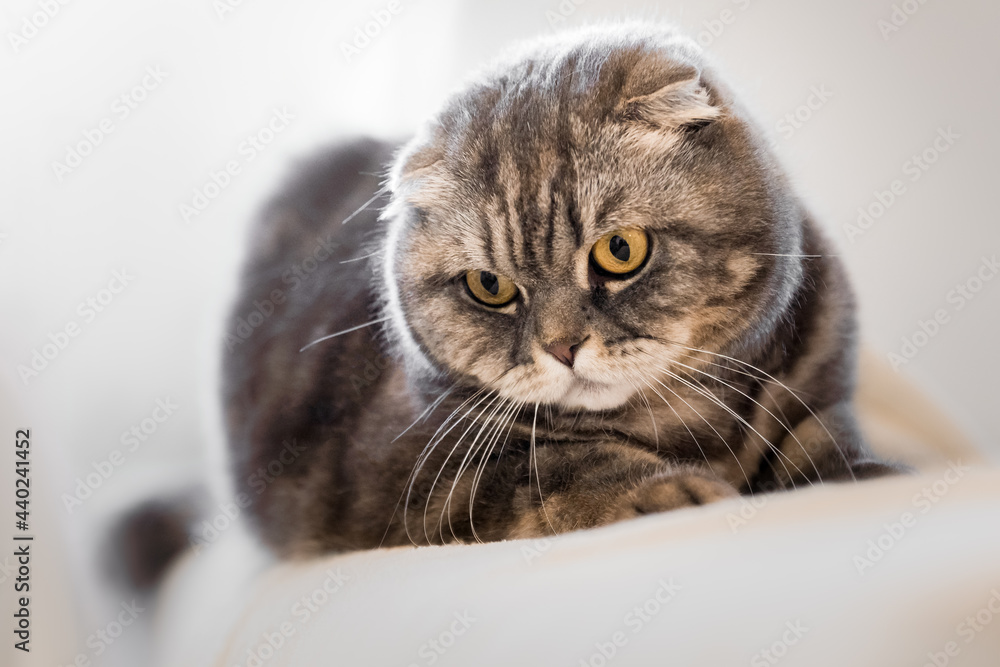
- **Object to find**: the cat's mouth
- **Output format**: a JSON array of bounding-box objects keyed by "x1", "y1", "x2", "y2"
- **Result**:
[
  {"x1": 534, "y1": 343, "x2": 637, "y2": 411},
  {"x1": 489, "y1": 345, "x2": 638, "y2": 411}
]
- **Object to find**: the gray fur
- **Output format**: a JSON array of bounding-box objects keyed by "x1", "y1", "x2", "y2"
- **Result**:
[{"x1": 223, "y1": 24, "x2": 903, "y2": 556}]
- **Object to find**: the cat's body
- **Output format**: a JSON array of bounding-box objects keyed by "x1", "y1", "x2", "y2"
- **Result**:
[{"x1": 224, "y1": 25, "x2": 902, "y2": 557}]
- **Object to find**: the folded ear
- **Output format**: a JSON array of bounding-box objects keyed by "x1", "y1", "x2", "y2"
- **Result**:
[
  {"x1": 389, "y1": 124, "x2": 445, "y2": 191},
  {"x1": 621, "y1": 72, "x2": 720, "y2": 130}
]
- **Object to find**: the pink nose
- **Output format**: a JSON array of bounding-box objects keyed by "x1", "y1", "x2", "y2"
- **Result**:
[{"x1": 544, "y1": 340, "x2": 582, "y2": 368}]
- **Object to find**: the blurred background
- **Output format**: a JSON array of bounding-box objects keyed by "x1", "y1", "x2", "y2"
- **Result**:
[{"x1": 2, "y1": 0, "x2": 997, "y2": 664}]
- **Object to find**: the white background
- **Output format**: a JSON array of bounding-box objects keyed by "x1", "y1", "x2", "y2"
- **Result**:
[{"x1": 1, "y1": 0, "x2": 998, "y2": 662}]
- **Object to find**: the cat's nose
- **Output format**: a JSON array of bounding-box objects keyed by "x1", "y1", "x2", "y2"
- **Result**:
[{"x1": 544, "y1": 339, "x2": 584, "y2": 368}]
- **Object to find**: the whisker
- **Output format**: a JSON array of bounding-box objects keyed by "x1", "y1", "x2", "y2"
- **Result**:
[
  {"x1": 751, "y1": 253, "x2": 831, "y2": 258},
  {"x1": 419, "y1": 387, "x2": 489, "y2": 453},
  {"x1": 669, "y1": 343, "x2": 856, "y2": 483},
  {"x1": 668, "y1": 357, "x2": 822, "y2": 484},
  {"x1": 298, "y1": 316, "x2": 390, "y2": 352},
  {"x1": 640, "y1": 374, "x2": 753, "y2": 493},
  {"x1": 433, "y1": 393, "x2": 506, "y2": 543},
  {"x1": 673, "y1": 352, "x2": 796, "y2": 425},
  {"x1": 671, "y1": 350, "x2": 823, "y2": 475},
  {"x1": 341, "y1": 187, "x2": 388, "y2": 225},
  {"x1": 468, "y1": 400, "x2": 523, "y2": 542},
  {"x1": 422, "y1": 390, "x2": 498, "y2": 541},
  {"x1": 490, "y1": 400, "x2": 526, "y2": 475},
  {"x1": 626, "y1": 378, "x2": 659, "y2": 452},
  {"x1": 339, "y1": 250, "x2": 384, "y2": 264},
  {"x1": 531, "y1": 402, "x2": 557, "y2": 536},
  {"x1": 654, "y1": 365, "x2": 808, "y2": 487},
  {"x1": 673, "y1": 352, "x2": 804, "y2": 479},
  {"x1": 409, "y1": 388, "x2": 494, "y2": 545},
  {"x1": 405, "y1": 369, "x2": 517, "y2": 544},
  {"x1": 444, "y1": 395, "x2": 511, "y2": 540},
  {"x1": 392, "y1": 384, "x2": 456, "y2": 443},
  {"x1": 379, "y1": 383, "x2": 459, "y2": 548}
]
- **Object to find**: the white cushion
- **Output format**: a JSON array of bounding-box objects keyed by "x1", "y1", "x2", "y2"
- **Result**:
[{"x1": 153, "y1": 354, "x2": 999, "y2": 667}]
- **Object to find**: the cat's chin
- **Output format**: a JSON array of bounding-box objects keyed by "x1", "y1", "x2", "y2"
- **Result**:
[{"x1": 557, "y1": 378, "x2": 635, "y2": 412}]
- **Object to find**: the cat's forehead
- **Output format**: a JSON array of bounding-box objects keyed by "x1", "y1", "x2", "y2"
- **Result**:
[
  {"x1": 389, "y1": 25, "x2": 779, "y2": 281},
  {"x1": 398, "y1": 127, "x2": 717, "y2": 281},
  {"x1": 401, "y1": 153, "x2": 664, "y2": 282}
]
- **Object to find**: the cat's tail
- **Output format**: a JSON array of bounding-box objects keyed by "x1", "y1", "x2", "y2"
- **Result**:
[{"x1": 104, "y1": 486, "x2": 206, "y2": 593}]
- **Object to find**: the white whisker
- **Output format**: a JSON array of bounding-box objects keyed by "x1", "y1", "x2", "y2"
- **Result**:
[
  {"x1": 468, "y1": 400, "x2": 523, "y2": 542},
  {"x1": 392, "y1": 384, "x2": 456, "y2": 443},
  {"x1": 671, "y1": 343, "x2": 856, "y2": 483},
  {"x1": 340, "y1": 188, "x2": 387, "y2": 225},
  {"x1": 441, "y1": 394, "x2": 509, "y2": 543},
  {"x1": 655, "y1": 365, "x2": 808, "y2": 487},
  {"x1": 406, "y1": 387, "x2": 492, "y2": 545},
  {"x1": 299, "y1": 316, "x2": 390, "y2": 352},
  {"x1": 751, "y1": 253, "x2": 831, "y2": 258},
  {"x1": 531, "y1": 402, "x2": 556, "y2": 536},
  {"x1": 380, "y1": 383, "x2": 460, "y2": 548},
  {"x1": 668, "y1": 357, "x2": 822, "y2": 484},
  {"x1": 339, "y1": 250, "x2": 384, "y2": 264},
  {"x1": 626, "y1": 378, "x2": 659, "y2": 452},
  {"x1": 640, "y1": 373, "x2": 753, "y2": 493}
]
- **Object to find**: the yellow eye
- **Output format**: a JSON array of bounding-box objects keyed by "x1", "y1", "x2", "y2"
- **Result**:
[
  {"x1": 591, "y1": 228, "x2": 649, "y2": 275},
  {"x1": 464, "y1": 270, "x2": 518, "y2": 307}
]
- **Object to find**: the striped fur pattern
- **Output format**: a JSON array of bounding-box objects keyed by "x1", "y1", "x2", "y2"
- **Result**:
[{"x1": 223, "y1": 24, "x2": 903, "y2": 556}]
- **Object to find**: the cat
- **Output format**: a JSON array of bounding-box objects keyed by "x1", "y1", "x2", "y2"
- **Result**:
[{"x1": 222, "y1": 23, "x2": 904, "y2": 557}]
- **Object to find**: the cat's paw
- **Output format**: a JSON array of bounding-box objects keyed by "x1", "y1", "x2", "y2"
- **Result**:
[{"x1": 612, "y1": 471, "x2": 738, "y2": 520}]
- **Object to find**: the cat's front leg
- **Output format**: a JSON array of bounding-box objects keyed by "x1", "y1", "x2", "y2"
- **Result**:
[{"x1": 505, "y1": 441, "x2": 738, "y2": 539}]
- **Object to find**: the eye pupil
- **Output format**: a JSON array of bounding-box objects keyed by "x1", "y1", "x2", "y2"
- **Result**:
[
  {"x1": 480, "y1": 271, "x2": 500, "y2": 296},
  {"x1": 609, "y1": 235, "x2": 630, "y2": 261}
]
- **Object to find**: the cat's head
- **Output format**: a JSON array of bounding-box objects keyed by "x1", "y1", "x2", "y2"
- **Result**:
[{"x1": 380, "y1": 24, "x2": 806, "y2": 411}]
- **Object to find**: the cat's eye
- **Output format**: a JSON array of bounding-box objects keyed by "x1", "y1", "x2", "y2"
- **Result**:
[
  {"x1": 464, "y1": 270, "x2": 518, "y2": 307},
  {"x1": 590, "y1": 228, "x2": 649, "y2": 276}
]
